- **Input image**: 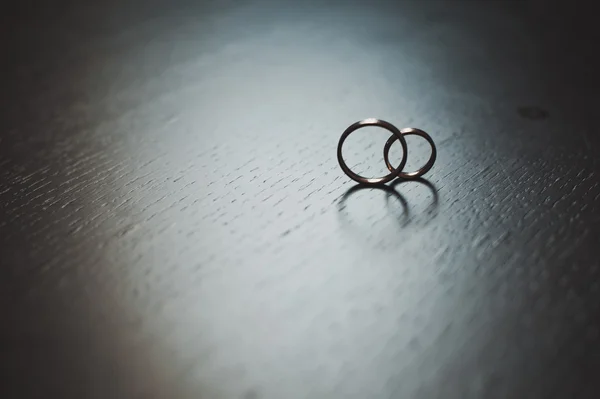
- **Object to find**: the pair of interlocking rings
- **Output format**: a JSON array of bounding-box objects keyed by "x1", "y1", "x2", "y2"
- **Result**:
[{"x1": 337, "y1": 118, "x2": 437, "y2": 185}]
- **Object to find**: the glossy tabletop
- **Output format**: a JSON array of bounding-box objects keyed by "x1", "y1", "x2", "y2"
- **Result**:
[{"x1": 2, "y1": 1, "x2": 599, "y2": 398}]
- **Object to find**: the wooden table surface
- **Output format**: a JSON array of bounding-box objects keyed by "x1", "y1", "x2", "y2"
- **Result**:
[{"x1": 2, "y1": 1, "x2": 599, "y2": 398}]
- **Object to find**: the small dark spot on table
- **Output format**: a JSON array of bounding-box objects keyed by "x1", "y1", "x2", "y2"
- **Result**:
[{"x1": 517, "y1": 106, "x2": 549, "y2": 120}]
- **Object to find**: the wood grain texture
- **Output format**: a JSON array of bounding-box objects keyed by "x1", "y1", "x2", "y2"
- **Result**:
[{"x1": 1, "y1": 1, "x2": 599, "y2": 398}]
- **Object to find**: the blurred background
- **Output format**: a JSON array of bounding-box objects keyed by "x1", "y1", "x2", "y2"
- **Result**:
[{"x1": 1, "y1": 1, "x2": 599, "y2": 398}]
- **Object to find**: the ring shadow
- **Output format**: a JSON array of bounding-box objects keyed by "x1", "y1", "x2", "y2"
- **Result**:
[
  {"x1": 337, "y1": 178, "x2": 439, "y2": 229},
  {"x1": 390, "y1": 177, "x2": 439, "y2": 225},
  {"x1": 337, "y1": 183, "x2": 410, "y2": 227}
]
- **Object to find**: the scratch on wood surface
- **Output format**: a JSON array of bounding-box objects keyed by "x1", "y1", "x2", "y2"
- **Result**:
[{"x1": 498, "y1": 160, "x2": 517, "y2": 191}]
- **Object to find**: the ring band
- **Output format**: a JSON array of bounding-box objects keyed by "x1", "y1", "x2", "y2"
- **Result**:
[
  {"x1": 337, "y1": 119, "x2": 408, "y2": 185},
  {"x1": 383, "y1": 127, "x2": 436, "y2": 179}
]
